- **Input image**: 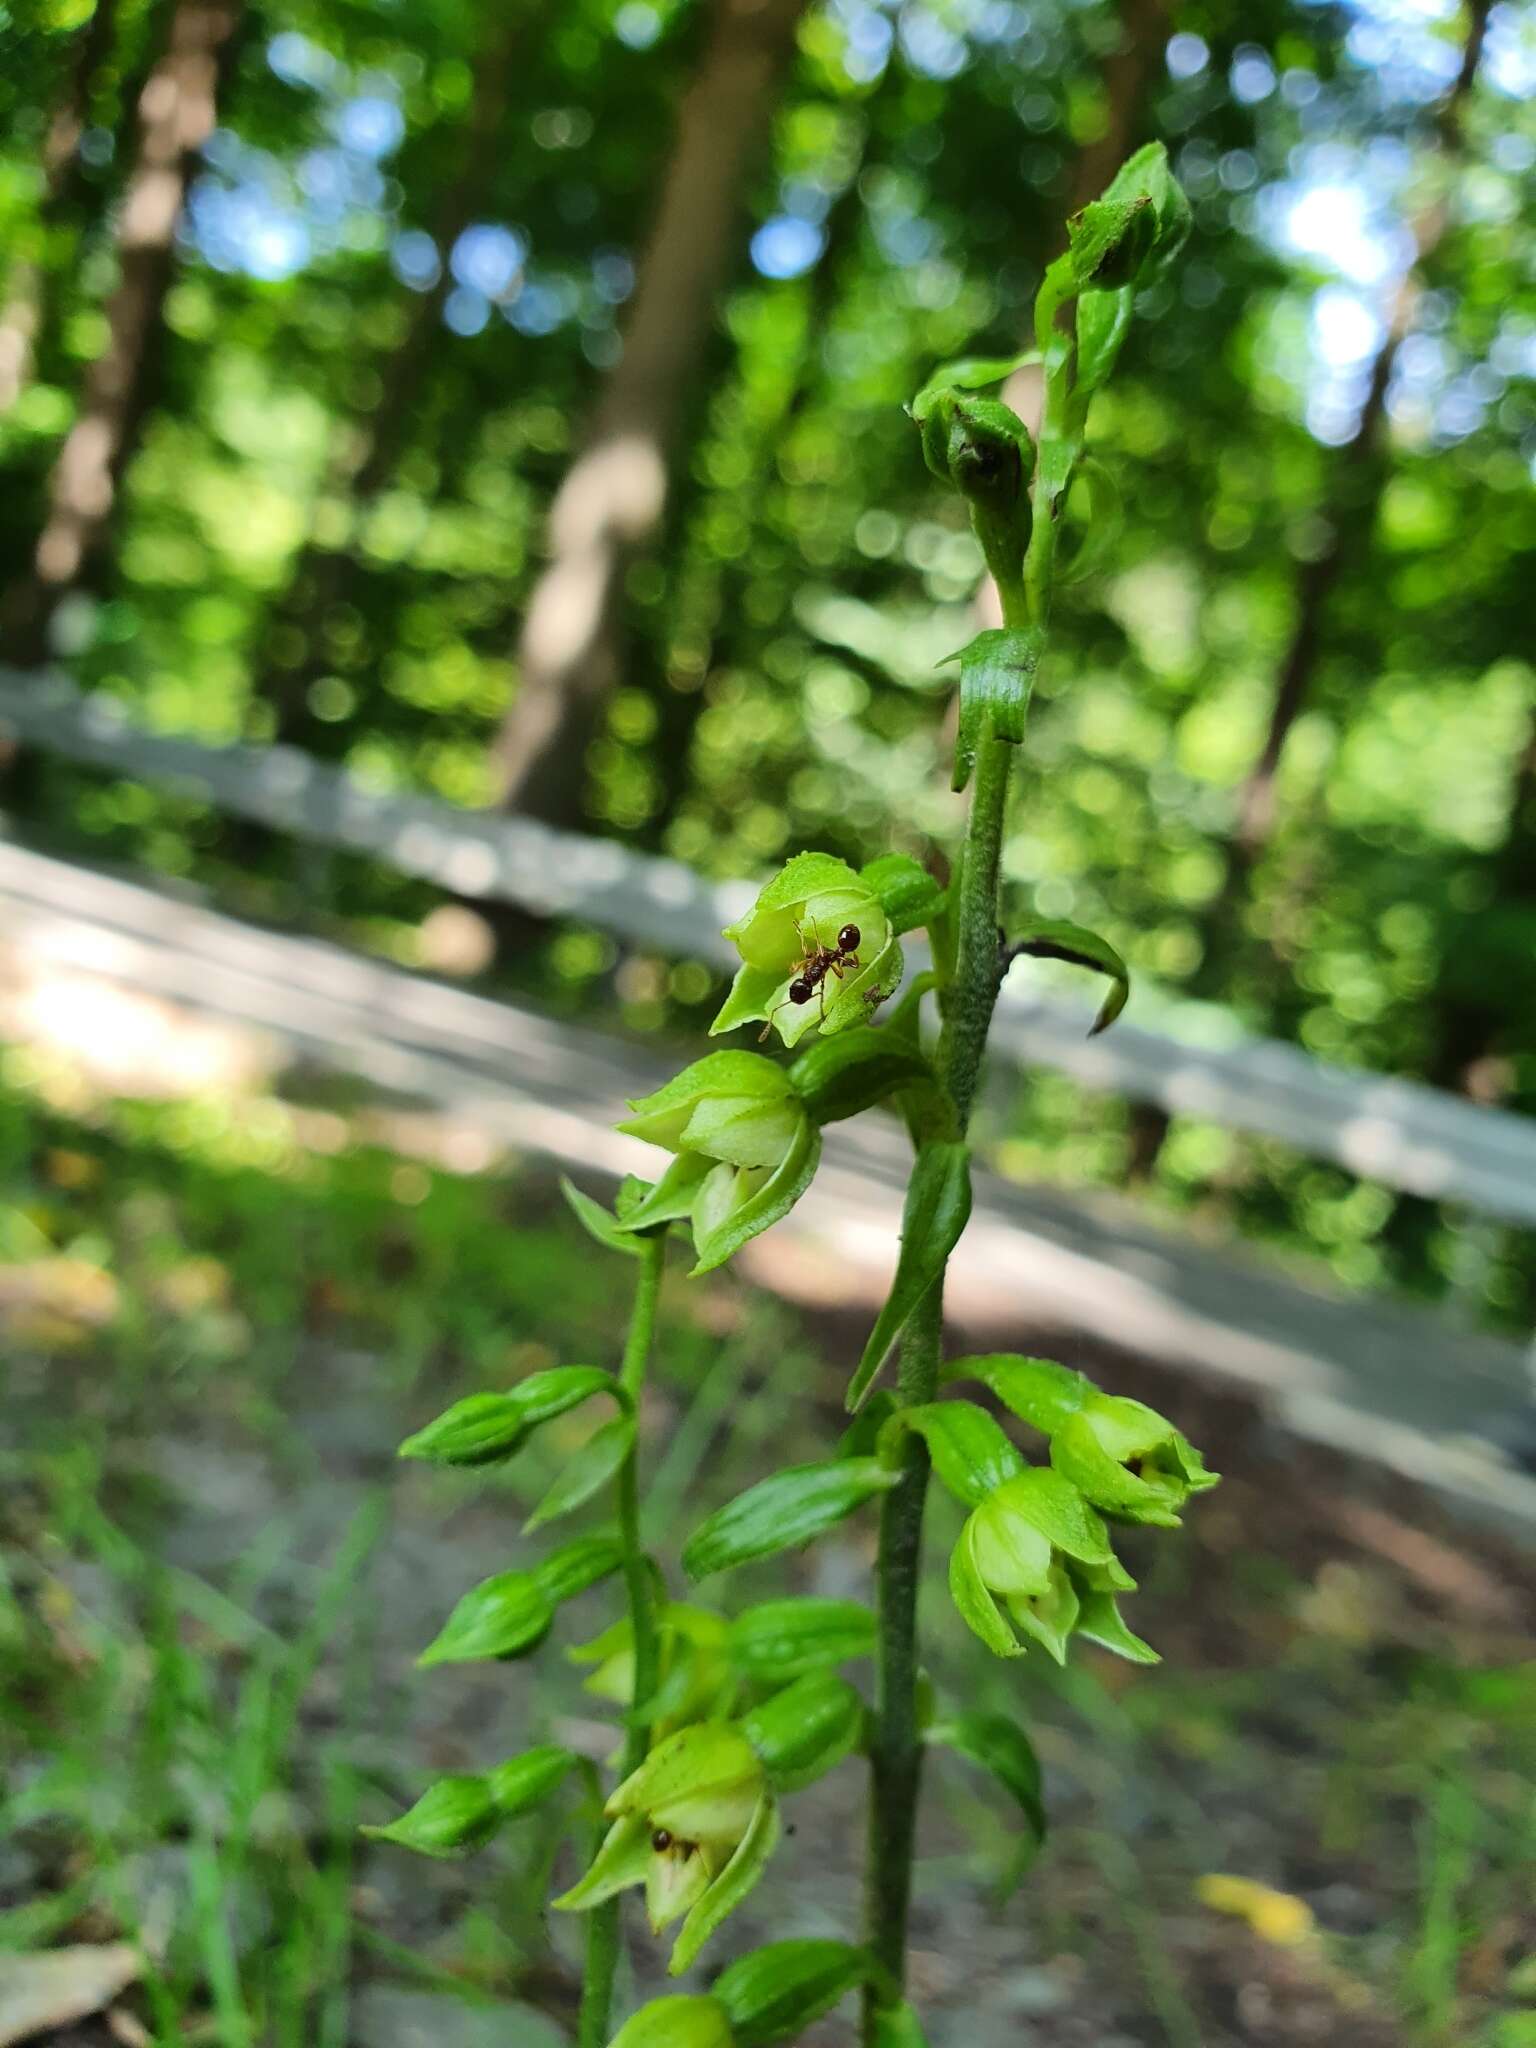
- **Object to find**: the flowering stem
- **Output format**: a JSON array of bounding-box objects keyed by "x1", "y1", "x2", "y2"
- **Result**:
[
  {"x1": 577, "y1": 1229, "x2": 666, "y2": 2048},
  {"x1": 863, "y1": 716, "x2": 1016, "y2": 2034}
]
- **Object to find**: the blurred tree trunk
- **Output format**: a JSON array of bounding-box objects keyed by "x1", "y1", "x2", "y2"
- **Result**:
[
  {"x1": 261, "y1": 20, "x2": 526, "y2": 745},
  {"x1": 3, "y1": 0, "x2": 243, "y2": 664},
  {"x1": 0, "y1": 0, "x2": 124, "y2": 417},
  {"x1": 490, "y1": 0, "x2": 811, "y2": 830},
  {"x1": 644, "y1": 110, "x2": 881, "y2": 845},
  {"x1": 1210, "y1": 0, "x2": 1491, "y2": 912}
]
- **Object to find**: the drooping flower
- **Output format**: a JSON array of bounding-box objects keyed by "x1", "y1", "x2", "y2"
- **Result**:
[
  {"x1": 554, "y1": 1723, "x2": 777, "y2": 1971},
  {"x1": 711, "y1": 853, "x2": 903, "y2": 1049},
  {"x1": 948, "y1": 1467, "x2": 1150, "y2": 1663},
  {"x1": 1049, "y1": 1392, "x2": 1217, "y2": 1529},
  {"x1": 617, "y1": 1052, "x2": 819, "y2": 1274}
]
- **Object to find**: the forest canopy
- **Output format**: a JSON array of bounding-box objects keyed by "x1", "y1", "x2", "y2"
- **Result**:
[{"x1": 0, "y1": 0, "x2": 1533, "y2": 1320}]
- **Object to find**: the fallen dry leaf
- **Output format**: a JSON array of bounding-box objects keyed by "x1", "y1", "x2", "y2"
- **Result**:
[{"x1": 0, "y1": 1944, "x2": 142, "y2": 2046}]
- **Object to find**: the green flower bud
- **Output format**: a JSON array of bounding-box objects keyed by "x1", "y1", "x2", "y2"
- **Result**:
[
  {"x1": 608, "y1": 1996, "x2": 734, "y2": 2048},
  {"x1": 617, "y1": 1052, "x2": 821, "y2": 1274},
  {"x1": 711, "y1": 853, "x2": 903, "y2": 1049},
  {"x1": 361, "y1": 1774, "x2": 499, "y2": 1857},
  {"x1": 950, "y1": 1469, "x2": 1131, "y2": 1664},
  {"x1": 1050, "y1": 1393, "x2": 1218, "y2": 1528}
]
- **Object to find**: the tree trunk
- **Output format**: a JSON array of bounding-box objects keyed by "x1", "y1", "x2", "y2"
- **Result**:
[
  {"x1": 0, "y1": 0, "x2": 124, "y2": 416},
  {"x1": 4, "y1": 0, "x2": 242, "y2": 662},
  {"x1": 260, "y1": 19, "x2": 526, "y2": 744},
  {"x1": 490, "y1": 0, "x2": 810, "y2": 829}
]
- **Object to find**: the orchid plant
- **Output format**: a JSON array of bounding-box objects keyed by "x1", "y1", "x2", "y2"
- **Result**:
[{"x1": 369, "y1": 147, "x2": 1218, "y2": 2047}]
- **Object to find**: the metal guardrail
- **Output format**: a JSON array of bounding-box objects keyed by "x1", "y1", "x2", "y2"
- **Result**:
[{"x1": 3, "y1": 664, "x2": 1534, "y2": 1227}]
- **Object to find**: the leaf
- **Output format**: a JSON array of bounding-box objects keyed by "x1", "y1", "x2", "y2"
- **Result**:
[
  {"x1": 943, "y1": 626, "x2": 1044, "y2": 792},
  {"x1": 1075, "y1": 283, "x2": 1134, "y2": 393},
  {"x1": 1058, "y1": 457, "x2": 1123, "y2": 586},
  {"x1": 741, "y1": 1673, "x2": 865, "y2": 1791},
  {"x1": 418, "y1": 1572, "x2": 554, "y2": 1667},
  {"x1": 940, "y1": 1354, "x2": 1089, "y2": 1434},
  {"x1": 927, "y1": 1713, "x2": 1046, "y2": 1870},
  {"x1": 909, "y1": 350, "x2": 1035, "y2": 422},
  {"x1": 534, "y1": 1531, "x2": 625, "y2": 1603},
  {"x1": 608, "y1": 1997, "x2": 734, "y2": 2048},
  {"x1": 727, "y1": 1598, "x2": 877, "y2": 1682},
  {"x1": 524, "y1": 1416, "x2": 636, "y2": 1531},
  {"x1": 669, "y1": 1790, "x2": 780, "y2": 1975},
  {"x1": 361, "y1": 1774, "x2": 499, "y2": 1857},
  {"x1": 882, "y1": 1401, "x2": 1025, "y2": 1507},
  {"x1": 787, "y1": 1025, "x2": 937, "y2": 1128},
  {"x1": 682, "y1": 1459, "x2": 900, "y2": 1580},
  {"x1": 1003, "y1": 918, "x2": 1129, "y2": 1034},
  {"x1": 871, "y1": 2003, "x2": 932, "y2": 2047},
  {"x1": 1066, "y1": 193, "x2": 1157, "y2": 289},
  {"x1": 714, "y1": 1940, "x2": 875, "y2": 2047},
  {"x1": 1098, "y1": 140, "x2": 1191, "y2": 277},
  {"x1": 486, "y1": 1744, "x2": 579, "y2": 1815},
  {"x1": 560, "y1": 1177, "x2": 646, "y2": 1258},
  {"x1": 858, "y1": 852, "x2": 945, "y2": 934},
  {"x1": 846, "y1": 1144, "x2": 972, "y2": 1411}
]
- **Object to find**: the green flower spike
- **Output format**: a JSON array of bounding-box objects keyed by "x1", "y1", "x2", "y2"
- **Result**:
[
  {"x1": 948, "y1": 1468, "x2": 1142, "y2": 1664},
  {"x1": 554, "y1": 1723, "x2": 778, "y2": 1973},
  {"x1": 1050, "y1": 1393, "x2": 1218, "y2": 1530},
  {"x1": 711, "y1": 852, "x2": 903, "y2": 1049},
  {"x1": 617, "y1": 1052, "x2": 820, "y2": 1275}
]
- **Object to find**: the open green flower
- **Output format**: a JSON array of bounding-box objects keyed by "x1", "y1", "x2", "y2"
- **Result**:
[
  {"x1": 949, "y1": 1468, "x2": 1141, "y2": 1663},
  {"x1": 554, "y1": 1723, "x2": 778, "y2": 1971},
  {"x1": 711, "y1": 852, "x2": 903, "y2": 1049},
  {"x1": 1050, "y1": 1393, "x2": 1218, "y2": 1529},
  {"x1": 617, "y1": 1052, "x2": 820, "y2": 1275}
]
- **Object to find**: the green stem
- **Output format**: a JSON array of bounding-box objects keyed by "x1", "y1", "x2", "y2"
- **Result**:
[
  {"x1": 862, "y1": 695, "x2": 1017, "y2": 2038},
  {"x1": 1023, "y1": 349, "x2": 1076, "y2": 631},
  {"x1": 576, "y1": 1230, "x2": 666, "y2": 2048}
]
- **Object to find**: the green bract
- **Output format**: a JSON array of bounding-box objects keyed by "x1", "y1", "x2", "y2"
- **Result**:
[
  {"x1": 617, "y1": 1052, "x2": 820, "y2": 1274},
  {"x1": 711, "y1": 852, "x2": 903, "y2": 1049}
]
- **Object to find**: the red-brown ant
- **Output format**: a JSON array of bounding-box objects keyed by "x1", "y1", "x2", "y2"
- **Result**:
[{"x1": 759, "y1": 920, "x2": 864, "y2": 1039}]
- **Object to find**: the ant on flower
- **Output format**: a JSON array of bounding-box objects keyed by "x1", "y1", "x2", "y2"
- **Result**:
[{"x1": 759, "y1": 919, "x2": 866, "y2": 1039}]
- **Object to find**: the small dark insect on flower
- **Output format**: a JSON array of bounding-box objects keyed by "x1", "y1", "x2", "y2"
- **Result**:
[{"x1": 761, "y1": 919, "x2": 865, "y2": 1038}]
